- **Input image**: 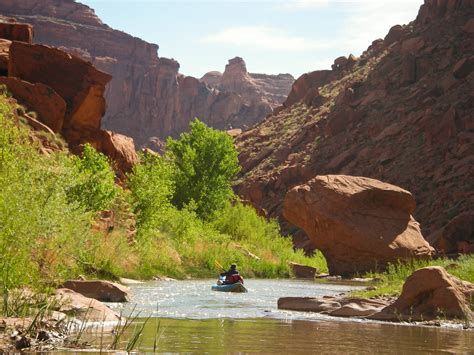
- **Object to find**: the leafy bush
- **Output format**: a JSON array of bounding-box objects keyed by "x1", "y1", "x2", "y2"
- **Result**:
[
  {"x1": 166, "y1": 119, "x2": 240, "y2": 220},
  {"x1": 67, "y1": 143, "x2": 117, "y2": 212}
]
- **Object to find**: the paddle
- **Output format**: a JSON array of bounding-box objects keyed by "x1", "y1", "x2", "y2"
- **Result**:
[{"x1": 214, "y1": 260, "x2": 225, "y2": 272}]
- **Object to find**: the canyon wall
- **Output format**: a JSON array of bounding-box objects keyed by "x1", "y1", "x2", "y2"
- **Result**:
[
  {"x1": 236, "y1": 0, "x2": 474, "y2": 252},
  {"x1": 0, "y1": 0, "x2": 293, "y2": 146}
]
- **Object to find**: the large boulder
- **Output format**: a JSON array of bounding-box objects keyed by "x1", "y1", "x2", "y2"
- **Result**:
[
  {"x1": 371, "y1": 267, "x2": 474, "y2": 321},
  {"x1": 283, "y1": 175, "x2": 434, "y2": 276},
  {"x1": 0, "y1": 22, "x2": 32, "y2": 43},
  {"x1": 8, "y1": 41, "x2": 111, "y2": 131},
  {"x1": 91, "y1": 130, "x2": 139, "y2": 173},
  {"x1": 54, "y1": 288, "x2": 121, "y2": 322},
  {"x1": 62, "y1": 280, "x2": 131, "y2": 302},
  {"x1": 0, "y1": 76, "x2": 65, "y2": 132}
]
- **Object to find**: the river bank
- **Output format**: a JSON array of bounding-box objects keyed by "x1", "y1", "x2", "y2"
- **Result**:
[{"x1": 1, "y1": 276, "x2": 474, "y2": 352}]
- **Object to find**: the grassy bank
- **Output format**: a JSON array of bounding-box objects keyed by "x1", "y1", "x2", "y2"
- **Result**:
[
  {"x1": 353, "y1": 255, "x2": 474, "y2": 298},
  {"x1": 0, "y1": 92, "x2": 326, "y2": 312}
]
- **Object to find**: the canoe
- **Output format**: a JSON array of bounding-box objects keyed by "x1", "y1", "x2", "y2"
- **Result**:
[{"x1": 211, "y1": 282, "x2": 248, "y2": 293}]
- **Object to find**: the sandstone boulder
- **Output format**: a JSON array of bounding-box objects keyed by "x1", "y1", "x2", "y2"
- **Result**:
[
  {"x1": 283, "y1": 175, "x2": 434, "y2": 276},
  {"x1": 8, "y1": 41, "x2": 111, "y2": 131},
  {"x1": 288, "y1": 262, "x2": 318, "y2": 279},
  {"x1": 371, "y1": 267, "x2": 474, "y2": 321},
  {"x1": 55, "y1": 288, "x2": 121, "y2": 322},
  {"x1": 92, "y1": 130, "x2": 139, "y2": 173},
  {"x1": 0, "y1": 22, "x2": 32, "y2": 43},
  {"x1": 62, "y1": 280, "x2": 131, "y2": 302},
  {"x1": 0, "y1": 76, "x2": 65, "y2": 132}
]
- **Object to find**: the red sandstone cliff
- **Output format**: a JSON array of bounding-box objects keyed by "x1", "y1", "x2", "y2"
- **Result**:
[
  {"x1": 236, "y1": 0, "x2": 474, "y2": 252},
  {"x1": 0, "y1": 0, "x2": 293, "y2": 146}
]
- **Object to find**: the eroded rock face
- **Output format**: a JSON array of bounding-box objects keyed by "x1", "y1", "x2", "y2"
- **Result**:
[
  {"x1": 0, "y1": 1, "x2": 293, "y2": 146},
  {"x1": 372, "y1": 267, "x2": 474, "y2": 321},
  {"x1": 283, "y1": 175, "x2": 434, "y2": 276},
  {"x1": 0, "y1": 76, "x2": 65, "y2": 132},
  {"x1": 0, "y1": 22, "x2": 32, "y2": 43},
  {"x1": 8, "y1": 41, "x2": 111, "y2": 131},
  {"x1": 236, "y1": 0, "x2": 474, "y2": 252},
  {"x1": 202, "y1": 57, "x2": 294, "y2": 119},
  {"x1": 62, "y1": 280, "x2": 131, "y2": 303}
]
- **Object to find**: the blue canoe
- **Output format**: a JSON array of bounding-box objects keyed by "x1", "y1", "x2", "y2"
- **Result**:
[{"x1": 211, "y1": 282, "x2": 248, "y2": 293}]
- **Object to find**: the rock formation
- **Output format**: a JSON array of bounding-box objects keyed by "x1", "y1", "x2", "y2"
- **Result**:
[
  {"x1": 202, "y1": 57, "x2": 294, "y2": 115},
  {"x1": 0, "y1": 22, "x2": 138, "y2": 174},
  {"x1": 62, "y1": 280, "x2": 131, "y2": 303},
  {"x1": 283, "y1": 175, "x2": 434, "y2": 275},
  {"x1": 279, "y1": 267, "x2": 474, "y2": 322},
  {"x1": 0, "y1": 1, "x2": 294, "y2": 146},
  {"x1": 236, "y1": 0, "x2": 474, "y2": 252},
  {"x1": 372, "y1": 266, "x2": 474, "y2": 322}
]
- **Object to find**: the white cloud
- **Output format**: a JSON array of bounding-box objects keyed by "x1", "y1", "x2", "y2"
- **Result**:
[
  {"x1": 201, "y1": 26, "x2": 332, "y2": 51},
  {"x1": 278, "y1": 0, "x2": 330, "y2": 10}
]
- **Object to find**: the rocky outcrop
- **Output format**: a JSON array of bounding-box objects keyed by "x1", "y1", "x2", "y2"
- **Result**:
[
  {"x1": 0, "y1": 76, "x2": 65, "y2": 132},
  {"x1": 0, "y1": 1, "x2": 293, "y2": 146},
  {"x1": 62, "y1": 280, "x2": 131, "y2": 302},
  {"x1": 372, "y1": 267, "x2": 474, "y2": 322},
  {"x1": 9, "y1": 41, "x2": 111, "y2": 131},
  {"x1": 283, "y1": 175, "x2": 434, "y2": 275},
  {"x1": 0, "y1": 27, "x2": 139, "y2": 173},
  {"x1": 202, "y1": 57, "x2": 294, "y2": 114},
  {"x1": 0, "y1": 21, "x2": 32, "y2": 43},
  {"x1": 236, "y1": 0, "x2": 474, "y2": 252}
]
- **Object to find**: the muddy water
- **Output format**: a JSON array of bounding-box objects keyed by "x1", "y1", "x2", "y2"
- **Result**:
[{"x1": 89, "y1": 279, "x2": 474, "y2": 353}]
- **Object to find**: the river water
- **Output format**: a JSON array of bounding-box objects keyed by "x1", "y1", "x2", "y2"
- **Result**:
[{"x1": 87, "y1": 279, "x2": 474, "y2": 353}]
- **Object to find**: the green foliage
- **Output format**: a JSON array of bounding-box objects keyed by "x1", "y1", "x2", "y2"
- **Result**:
[
  {"x1": 67, "y1": 143, "x2": 117, "y2": 212},
  {"x1": 128, "y1": 152, "x2": 175, "y2": 233},
  {"x1": 166, "y1": 119, "x2": 240, "y2": 220},
  {"x1": 0, "y1": 94, "x2": 127, "y2": 315}
]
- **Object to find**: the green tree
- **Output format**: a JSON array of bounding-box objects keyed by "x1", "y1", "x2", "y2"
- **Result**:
[
  {"x1": 67, "y1": 143, "x2": 117, "y2": 212},
  {"x1": 166, "y1": 119, "x2": 240, "y2": 220}
]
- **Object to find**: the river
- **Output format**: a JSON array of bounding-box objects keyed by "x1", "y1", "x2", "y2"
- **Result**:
[{"x1": 82, "y1": 279, "x2": 474, "y2": 353}]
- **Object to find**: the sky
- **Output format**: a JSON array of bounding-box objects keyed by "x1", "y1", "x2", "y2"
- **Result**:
[{"x1": 79, "y1": 0, "x2": 423, "y2": 78}]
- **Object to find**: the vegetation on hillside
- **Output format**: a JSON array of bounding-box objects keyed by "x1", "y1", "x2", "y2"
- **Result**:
[{"x1": 0, "y1": 93, "x2": 326, "y2": 312}]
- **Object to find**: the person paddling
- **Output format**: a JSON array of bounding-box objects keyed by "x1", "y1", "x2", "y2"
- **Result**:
[{"x1": 219, "y1": 264, "x2": 244, "y2": 285}]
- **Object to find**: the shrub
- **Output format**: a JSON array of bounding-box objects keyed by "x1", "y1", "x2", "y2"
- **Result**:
[
  {"x1": 166, "y1": 119, "x2": 240, "y2": 220},
  {"x1": 67, "y1": 143, "x2": 117, "y2": 212}
]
